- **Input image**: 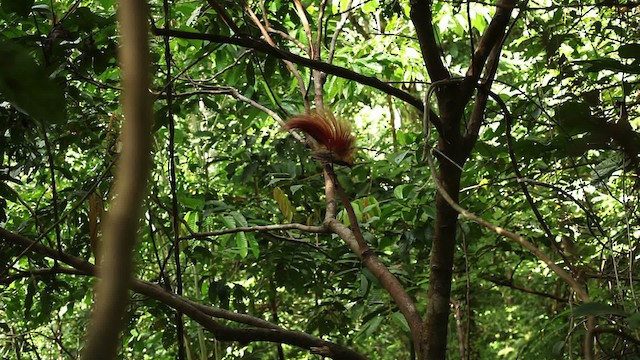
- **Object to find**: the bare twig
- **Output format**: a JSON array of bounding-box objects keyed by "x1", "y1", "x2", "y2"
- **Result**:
[
  {"x1": 245, "y1": 4, "x2": 310, "y2": 112},
  {"x1": 327, "y1": 0, "x2": 353, "y2": 64}
]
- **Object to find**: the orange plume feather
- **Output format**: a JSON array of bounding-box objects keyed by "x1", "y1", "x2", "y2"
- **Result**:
[{"x1": 284, "y1": 112, "x2": 356, "y2": 166}]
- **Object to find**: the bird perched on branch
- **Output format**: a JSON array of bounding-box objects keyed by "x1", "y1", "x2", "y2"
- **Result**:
[{"x1": 284, "y1": 112, "x2": 356, "y2": 167}]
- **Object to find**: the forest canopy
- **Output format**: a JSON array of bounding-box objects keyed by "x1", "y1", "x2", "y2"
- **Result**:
[{"x1": 1, "y1": 0, "x2": 639, "y2": 359}]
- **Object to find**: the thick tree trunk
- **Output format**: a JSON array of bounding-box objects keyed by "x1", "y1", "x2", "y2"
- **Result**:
[{"x1": 420, "y1": 92, "x2": 466, "y2": 358}]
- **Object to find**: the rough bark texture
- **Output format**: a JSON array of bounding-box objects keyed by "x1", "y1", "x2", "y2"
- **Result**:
[
  {"x1": 422, "y1": 169, "x2": 461, "y2": 358},
  {"x1": 421, "y1": 94, "x2": 466, "y2": 358},
  {"x1": 409, "y1": 0, "x2": 516, "y2": 356}
]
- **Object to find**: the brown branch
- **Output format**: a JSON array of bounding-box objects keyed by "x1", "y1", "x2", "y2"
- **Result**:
[
  {"x1": 206, "y1": 0, "x2": 241, "y2": 34},
  {"x1": 589, "y1": 327, "x2": 640, "y2": 346},
  {"x1": 495, "y1": 90, "x2": 574, "y2": 268},
  {"x1": 0, "y1": 267, "x2": 87, "y2": 286},
  {"x1": 293, "y1": 0, "x2": 314, "y2": 56},
  {"x1": 245, "y1": 4, "x2": 310, "y2": 112},
  {"x1": 423, "y1": 85, "x2": 590, "y2": 303},
  {"x1": 39, "y1": 123, "x2": 62, "y2": 254},
  {"x1": 481, "y1": 276, "x2": 569, "y2": 302},
  {"x1": 311, "y1": 0, "x2": 328, "y2": 112},
  {"x1": 0, "y1": 227, "x2": 367, "y2": 360},
  {"x1": 327, "y1": 0, "x2": 353, "y2": 65},
  {"x1": 462, "y1": 31, "x2": 507, "y2": 152},
  {"x1": 324, "y1": 166, "x2": 423, "y2": 351},
  {"x1": 265, "y1": 232, "x2": 334, "y2": 259},
  {"x1": 459, "y1": 0, "x2": 516, "y2": 100},
  {"x1": 180, "y1": 222, "x2": 328, "y2": 240},
  {"x1": 266, "y1": 26, "x2": 308, "y2": 51},
  {"x1": 82, "y1": 0, "x2": 153, "y2": 358},
  {"x1": 409, "y1": 0, "x2": 450, "y2": 81},
  {"x1": 152, "y1": 27, "x2": 426, "y2": 113}
]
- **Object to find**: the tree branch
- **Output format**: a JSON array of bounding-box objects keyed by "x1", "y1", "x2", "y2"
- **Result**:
[
  {"x1": 244, "y1": 4, "x2": 310, "y2": 112},
  {"x1": 179, "y1": 222, "x2": 328, "y2": 240},
  {"x1": 409, "y1": 0, "x2": 451, "y2": 81},
  {"x1": 324, "y1": 165, "x2": 423, "y2": 351},
  {"x1": 481, "y1": 276, "x2": 569, "y2": 302},
  {"x1": 152, "y1": 27, "x2": 426, "y2": 113},
  {"x1": 0, "y1": 227, "x2": 367, "y2": 360},
  {"x1": 459, "y1": 0, "x2": 516, "y2": 100}
]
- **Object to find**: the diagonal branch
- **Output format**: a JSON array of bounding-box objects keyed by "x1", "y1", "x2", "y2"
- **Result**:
[
  {"x1": 206, "y1": 0, "x2": 241, "y2": 34},
  {"x1": 293, "y1": 0, "x2": 314, "y2": 57},
  {"x1": 409, "y1": 0, "x2": 450, "y2": 81},
  {"x1": 459, "y1": 0, "x2": 516, "y2": 100},
  {"x1": 423, "y1": 87, "x2": 589, "y2": 303},
  {"x1": 152, "y1": 27, "x2": 427, "y2": 113},
  {"x1": 323, "y1": 166, "x2": 423, "y2": 351},
  {"x1": 179, "y1": 222, "x2": 328, "y2": 240},
  {"x1": 245, "y1": 4, "x2": 311, "y2": 112},
  {"x1": 0, "y1": 227, "x2": 367, "y2": 360}
]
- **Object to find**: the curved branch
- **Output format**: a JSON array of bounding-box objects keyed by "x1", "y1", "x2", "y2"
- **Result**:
[
  {"x1": 205, "y1": 0, "x2": 241, "y2": 34},
  {"x1": 324, "y1": 166, "x2": 423, "y2": 351},
  {"x1": 459, "y1": 0, "x2": 516, "y2": 99},
  {"x1": 293, "y1": 0, "x2": 314, "y2": 55},
  {"x1": 0, "y1": 227, "x2": 367, "y2": 360},
  {"x1": 245, "y1": 4, "x2": 310, "y2": 111},
  {"x1": 327, "y1": 0, "x2": 353, "y2": 65},
  {"x1": 492, "y1": 90, "x2": 573, "y2": 267},
  {"x1": 481, "y1": 276, "x2": 569, "y2": 302},
  {"x1": 152, "y1": 27, "x2": 426, "y2": 113},
  {"x1": 423, "y1": 85, "x2": 590, "y2": 303},
  {"x1": 0, "y1": 267, "x2": 87, "y2": 285}
]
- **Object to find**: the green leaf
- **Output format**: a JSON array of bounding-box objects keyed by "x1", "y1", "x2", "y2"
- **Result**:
[
  {"x1": 220, "y1": 215, "x2": 236, "y2": 247},
  {"x1": 24, "y1": 280, "x2": 36, "y2": 318},
  {"x1": 574, "y1": 58, "x2": 640, "y2": 74},
  {"x1": 572, "y1": 302, "x2": 626, "y2": 317},
  {"x1": 64, "y1": 7, "x2": 110, "y2": 32},
  {"x1": 555, "y1": 102, "x2": 598, "y2": 135},
  {"x1": 181, "y1": 194, "x2": 205, "y2": 210},
  {"x1": 1, "y1": 0, "x2": 33, "y2": 17},
  {"x1": 394, "y1": 184, "x2": 408, "y2": 200},
  {"x1": 0, "y1": 182, "x2": 17, "y2": 203},
  {"x1": 364, "y1": 316, "x2": 383, "y2": 337},
  {"x1": 391, "y1": 311, "x2": 410, "y2": 332},
  {"x1": 236, "y1": 232, "x2": 248, "y2": 258},
  {"x1": 551, "y1": 340, "x2": 565, "y2": 355},
  {"x1": 231, "y1": 212, "x2": 248, "y2": 227},
  {"x1": 0, "y1": 42, "x2": 66, "y2": 123},
  {"x1": 626, "y1": 312, "x2": 640, "y2": 329},
  {"x1": 247, "y1": 234, "x2": 259, "y2": 258},
  {"x1": 273, "y1": 187, "x2": 294, "y2": 222},
  {"x1": 358, "y1": 273, "x2": 369, "y2": 297},
  {"x1": 241, "y1": 162, "x2": 258, "y2": 183},
  {"x1": 183, "y1": 211, "x2": 199, "y2": 232},
  {"x1": 619, "y1": 44, "x2": 640, "y2": 60}
]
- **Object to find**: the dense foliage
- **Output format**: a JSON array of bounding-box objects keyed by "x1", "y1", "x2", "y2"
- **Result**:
[{"x1": 1, "y1": 0, "x2": 639, "y2": 359}]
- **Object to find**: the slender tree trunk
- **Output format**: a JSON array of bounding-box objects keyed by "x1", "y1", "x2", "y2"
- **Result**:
[
  {"x1": 422, "y1": 165, "x2": 462, "y2": 359},
  {"x1": 420, "y1": 93, "x2": 466, "y2": 358}
]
